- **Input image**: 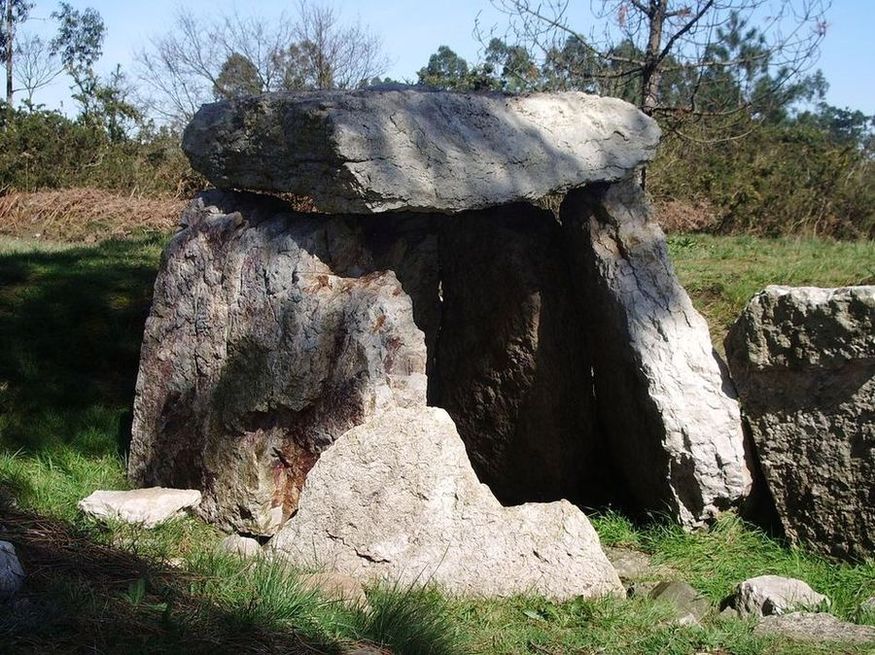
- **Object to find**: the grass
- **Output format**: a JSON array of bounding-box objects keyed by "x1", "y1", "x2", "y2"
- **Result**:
[
  {"x1": 667, "y1": 233, "x2": 875, "y2": 348},
  {"x1": 1, "y1": 232, "x2": 874, "y2": 653}
]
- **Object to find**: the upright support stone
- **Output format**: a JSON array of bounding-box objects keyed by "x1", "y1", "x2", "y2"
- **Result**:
[
  {"x1": 561, "y1": 180, "x2": 751, "y2": 526},
  {"x1": 726, "y1": 286, "x2": 875, "y2": 560}
]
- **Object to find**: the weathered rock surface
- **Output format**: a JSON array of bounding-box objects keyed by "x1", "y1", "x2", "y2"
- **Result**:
[
  {"x1": 561, "y1": 182, "x2": 751, "y2": 526},
  {"x1": 134, "y1": 89, "x2": 752, "y2": 543},
  {"x1": 754, "y1": 612, "x2": 875, "y2": 644},
  {"x1": 0, "y1": 541, "x2": 25, "y2": 601},
  {"x1": 183, "y1": 90, "x2": 660, "y2": 214},
  {"x1": 726, "y1": 286, "x2": 875, "y2": 559},
  {"x1": 436, "y1": 204, "x2": 596, "y2": 504},
  {"x1": 725, "y1": 575, "x2": 829, "y2": 617},
  {"x1": 78, "y1": 488, "x2": 201, "y2": 528},
  {"x1": 269, "y1": 407, "x2": 623, "y2": 600},
  {"x1": 128, "y1": 193, "x2": 428, "y2": 536},
  {"x1": 218, "y1": 534, "x2": 261, "y2": 558},
  {"x1": 649, "y1": 581, "x2": 711, "y2": 625}
]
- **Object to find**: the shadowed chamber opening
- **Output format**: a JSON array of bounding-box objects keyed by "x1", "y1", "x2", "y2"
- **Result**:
[{"x1": 360, "y1": 199, "x2": 608, "y2": 508}]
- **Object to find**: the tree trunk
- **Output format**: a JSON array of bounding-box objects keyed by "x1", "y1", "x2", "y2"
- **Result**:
[
  {"x1": 640, "y1": 0, "x2": 667, "y2": 117},
  {"x1": 5, "y1": 0, "x2": 13, "y2": 107}
]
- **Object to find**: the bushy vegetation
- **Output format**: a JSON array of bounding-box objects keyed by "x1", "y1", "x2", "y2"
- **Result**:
[
  {"x1": 0, "y1": 107, "x2": 198, "y2": 196},
  {"x1": 652, "y1": 117, "x2": 875, "y2": 239}
]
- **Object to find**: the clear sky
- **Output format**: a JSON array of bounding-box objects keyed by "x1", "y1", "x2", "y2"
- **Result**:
[{"x1": 18, "y1": 0, "x2": 875, "y2": 116}]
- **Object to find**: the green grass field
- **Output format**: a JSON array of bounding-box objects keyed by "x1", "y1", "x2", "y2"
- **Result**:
[{"x1": 1, "y1": 233, "x2": 874, "y2": 654}]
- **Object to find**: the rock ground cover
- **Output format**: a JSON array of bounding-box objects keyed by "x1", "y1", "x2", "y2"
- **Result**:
[{"x1": 0, "y1": 234, "x2": 874, "y2": 653}]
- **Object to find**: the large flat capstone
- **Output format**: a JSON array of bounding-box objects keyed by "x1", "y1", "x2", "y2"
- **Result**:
[{"x1": 182, "y1": 90, "x2": 660, "y2": 214}]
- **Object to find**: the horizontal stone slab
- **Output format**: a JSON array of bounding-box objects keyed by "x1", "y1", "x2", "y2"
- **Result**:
[{"x1": 183, "y1": 90, "x2": 660, "y2": 214}]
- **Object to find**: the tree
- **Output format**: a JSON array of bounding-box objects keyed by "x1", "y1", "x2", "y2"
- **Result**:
[
  {"x1": 2, "y1": 0, "x2": 33, "y2": 106},
  {"x1": 50, "y1": 2, "x2": 106, "y2": 119},
  {"x1": 488, "y1": 0, "x2": 830, "y2": 126},
  {"x1": 13, "y1": 33, "x2": 62, "y2": 108},
  {"x1": 136, "y1": 2, "x2": 389, "y2": 125},
  {"x1": 418, "y1": 46, "x2": 476, "y2": 90},
  {"x1": 214, "y1": 52, "x2": 263, "y2": 100}
]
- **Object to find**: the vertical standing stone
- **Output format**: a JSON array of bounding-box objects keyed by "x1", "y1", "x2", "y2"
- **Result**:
[{"x1": 561, "y1": 180, "x2": 751, "y2": 526}]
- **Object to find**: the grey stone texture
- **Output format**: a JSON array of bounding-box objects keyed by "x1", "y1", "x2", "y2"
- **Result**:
[
  {"x1": 754, "y1": 612, "x2": 875, "y2": 644},
  {"x1": 0, "y1": 541, "x2": 25, "y2": 601},
  {"x1": 269, "y1": 407, "x2": 624, "y2": 601},
  {"x1": 128, "y1": 193, "x2": 428, "y2": 536},
  {"x1": 726, "y1": 575, "x2": 829, "y2": 617},
  {"x1": 218, "y1": 534, "x2": 261, "y2": 558},
  {"x1": 561, "y1": 182, "x2": 751, "y2": 527},
  {"x1": 649, "y1": 581, "x2": 712, "y2": 625},
  {"x1": 726, "y1": 285, "x2": 875, "y2": 559},
  {"x1": 183, "y1": 90, "x2": 660, "y2": 214},
  {"x1": 78, "y1": 488, "x2": 202, "y2": 528}
]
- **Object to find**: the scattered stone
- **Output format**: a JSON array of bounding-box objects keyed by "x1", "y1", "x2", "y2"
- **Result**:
[
  {"x1": 219, "y1": 534, "x2": 261, "y2": 558},
  {"x1": 727, "y1": 575, "x2": 829, "y2": 617},
  {"x1": 299, "y1": 571, "x2": 369, "y2": 608},
  {"x1": 649, "y1": 581, "x2": 711, "y2": 625},
  {"x1": 605, "y1": 547, "x2": 654, "y2": 582},
  {"x1": 726, "y1": 285, "x2": 875, "y2": 560},
  {"x1": 183, "y1": 90, "x2": 660, "y2": 214},
  {"x1": 561, "y1": 182, "x2": 751, "y2": 527},
  {"x1": 754, "y1": 612, "x2": 875, "y2": 644},
  {"x1": 269, "y1": 407, "x2": 623, "y2": 601},
  {"x1": 0, "y1": 541, "x2": 25, "y2": 601},
  {"x1": 78, "y1": 488, "x2": 201, "y2": 528}
]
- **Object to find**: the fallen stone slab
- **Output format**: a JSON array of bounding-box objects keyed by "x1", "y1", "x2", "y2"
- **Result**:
[
  {"x1": 183, "y1": 90, "x2": 660, "y2": 214},
  {"x1": 561, "y1": 181, "x2": 751, "y2": 526},
  {"x1": 269, "y1": 407, "x2": 623, "y2": 600},
  {"x1": 78, "y1": 488, "x2": 201, "y2": 528},
  {"x1": 754, "y1": 612, "x2": 875, "y2": 644},
  {"x1": 0, "y1": 541, "x2": 25, "y2": 601},
  {"x1": 725, "y1": 575, "x2": 829, "y2": 617},
  {"x1": 726, "y1": 285, "x2": 875, "y2": 560}
]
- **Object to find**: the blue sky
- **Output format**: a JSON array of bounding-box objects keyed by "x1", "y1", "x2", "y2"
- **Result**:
[{"x1": 19, "y1": 0, "x2": 875, "y2": 115}]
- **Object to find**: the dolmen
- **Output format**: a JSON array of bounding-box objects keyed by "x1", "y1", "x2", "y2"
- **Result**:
[{"x1": 128, "y1": 90, "x2": 754, "y2": 596}]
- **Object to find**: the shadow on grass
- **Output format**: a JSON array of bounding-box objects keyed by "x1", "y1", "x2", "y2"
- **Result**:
[
  {"x1": 0, "y1": 235, "x2": 167, "y2": 456},
  {"x1": 0, "y1": 492, "x2": 345, "y2": 655}
]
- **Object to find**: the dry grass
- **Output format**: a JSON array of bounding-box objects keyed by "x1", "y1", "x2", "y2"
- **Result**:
[
  {"x1": 653, "y1": 197, "x2": 720, "y2": 233},
  {"x1": 0, "y1": 188, "x2": 186, "y2": 243}
]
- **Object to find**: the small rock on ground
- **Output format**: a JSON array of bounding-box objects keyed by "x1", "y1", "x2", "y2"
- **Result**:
[
  {"x1": 78, "y1": 488, "x2": 201, "y2": 528},
  {"x1": 0, "y1": 541, "x2": 25, "y2": 601},
  {"x1": 754, "y1": 612, "x2": 875, "y2": 644},
  {"x1": 726, "y1": 575, "x2": 829, "y2": 617},
  {"x1": 218, "y1": 534, "x2": 261, "y2": 558},
  {"x1": 649, "y1": 581, "x2": 711, "y2": 625}
]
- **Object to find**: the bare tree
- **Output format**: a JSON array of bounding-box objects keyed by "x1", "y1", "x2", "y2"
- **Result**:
[
  {"x1": 135, "y1": 2, "x2": 389, "y2": 126},
  {"x1": 487, "y1": 0, "x2": 830, "y2": 121},
  {"x1": 293, "y1": 1, "x2": 387, "y2": 90},
  {"x1": 13, "y1": 33, "x2": 61, "y2": 107}
]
